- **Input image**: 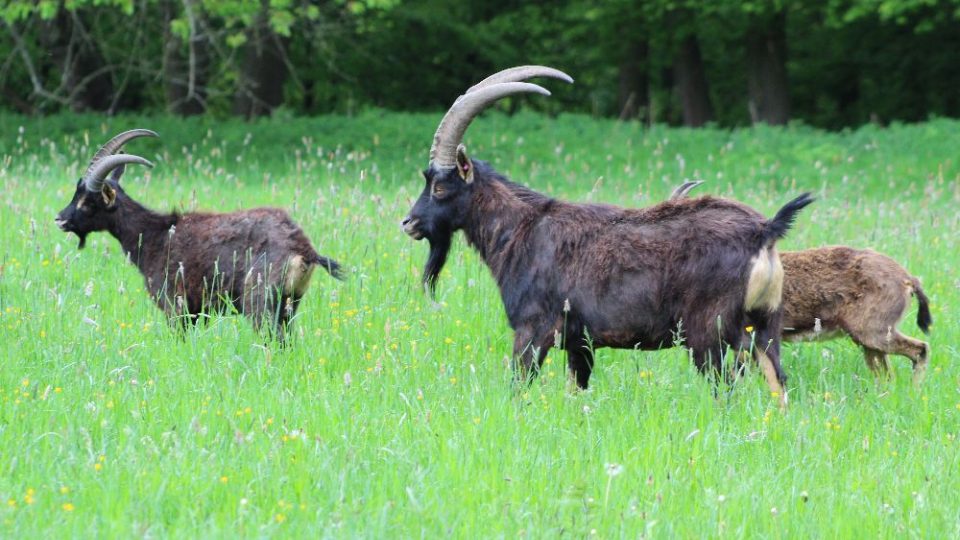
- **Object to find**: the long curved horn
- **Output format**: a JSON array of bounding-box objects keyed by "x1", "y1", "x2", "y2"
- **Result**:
[
  {"x1": 84, "y1": 154, "x2": 154, "y2": 193},
  {"x1": 84, "y1": 129, "x2": 158, "y2": 179},
  {"x1": 465, "y1": 65, "x2": 573, "y2": 94},
  {"x1": 669, "y1": 180, "x2": 705, "y2": 200},
  {"x1": 430, "y1": 82, "x2": 551, "y2": 168}
]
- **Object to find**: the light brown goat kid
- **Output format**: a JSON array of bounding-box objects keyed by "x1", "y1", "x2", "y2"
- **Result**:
[{"x1": 671, "y1": 181, "x2": 931, "y2": 383}]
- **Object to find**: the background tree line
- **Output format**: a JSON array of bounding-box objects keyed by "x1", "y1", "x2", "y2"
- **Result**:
[{"x1": 2, "y1": 0, "x2": 959, "y2": 128}]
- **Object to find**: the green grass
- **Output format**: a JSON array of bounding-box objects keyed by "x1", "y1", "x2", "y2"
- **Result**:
[{"x1": 1, "y1": 111, "x2": 958, "y2": 537}]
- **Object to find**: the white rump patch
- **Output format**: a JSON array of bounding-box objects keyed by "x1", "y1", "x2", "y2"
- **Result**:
[
  {"x1": 284, "y1": 255, "x2": 316, "y2": 297},
  {"x1": 745, "y1": 247, "x2": 784, "y2": 312}
]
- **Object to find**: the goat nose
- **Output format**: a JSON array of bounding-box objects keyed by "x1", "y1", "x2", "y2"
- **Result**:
[{"x1": 401, "y1": 216, "x2": 411, "y2": 226}]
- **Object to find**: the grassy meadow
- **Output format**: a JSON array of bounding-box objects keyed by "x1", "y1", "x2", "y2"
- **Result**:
[{"x1": 1, "y1": 112, "x2": 958, "y2": 537}]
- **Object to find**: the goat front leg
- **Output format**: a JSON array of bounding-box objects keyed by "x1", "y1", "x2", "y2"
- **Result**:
[
  {"x1": 512, "y1": 323, "x2": 554, "y2": 386},
  {"x1": 565, "y1": 341, "x2": 595, "y2": 390},
  {"x1": 862, "y1": 347, "x2": 891, "y2": 381}
]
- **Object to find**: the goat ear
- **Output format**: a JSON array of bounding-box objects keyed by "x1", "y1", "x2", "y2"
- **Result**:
[
  {"x1": 101, "y1": 184, "x2": 117, "y2": 207},
  {"x1": 456, "y1": 144, "x2": 474, "y2": 184},
  {"x1": 109, "y1": 163, "x2": 126, "y2": 183}
]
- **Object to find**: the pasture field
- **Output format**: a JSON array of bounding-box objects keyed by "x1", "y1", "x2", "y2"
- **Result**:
[{"x1": 1, "y1": 112, "x2": 958, "y2": 538}]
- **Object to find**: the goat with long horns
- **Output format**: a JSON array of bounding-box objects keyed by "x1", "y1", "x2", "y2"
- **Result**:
[
  {"x1": 402, "y1": 66, "x2": 814, "y2": 406},
  {"x1": 56, "y1": 130, "x2": 343, "y2": 340}
]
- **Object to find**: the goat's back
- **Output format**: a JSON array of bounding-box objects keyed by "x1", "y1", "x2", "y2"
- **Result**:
[
  {"x1": 527, "y1": 196, "x2": 773, "y2": 348},
  {"x1": 781, "y1": 246, "x2": 916, "y2": 337},
  {"x1": 148, "y1": 208, "x2": 321, "y2": 311}
]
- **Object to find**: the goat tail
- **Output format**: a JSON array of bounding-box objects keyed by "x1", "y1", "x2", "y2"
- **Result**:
[
  {"x1": 763, "y1": 192, "x2": 816, "y2": 245},
  {"x1": 314, "y1": 255, "x2": 345, "y2": 281},
  {"x1": 911, "y1": 276, "x2": 932, "y2": 334}
]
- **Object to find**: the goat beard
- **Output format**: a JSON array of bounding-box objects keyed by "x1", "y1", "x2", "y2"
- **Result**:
[
  {"x1": 76, "y1": 232, "x2": 88, "y2": 250},
  {"x1": 422, "y1": 233, "x2": 452, "y2": 297}
]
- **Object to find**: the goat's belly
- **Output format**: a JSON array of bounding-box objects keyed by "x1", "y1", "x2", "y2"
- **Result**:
[
  {"x1": 782, "y1": 327, "x2": 844, "y2": 342},
  {"x1": 590, "y1": 327, "x2": 674, "y2": 350}
]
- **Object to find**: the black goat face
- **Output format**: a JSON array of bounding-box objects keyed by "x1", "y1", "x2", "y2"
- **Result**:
[
  {"x1": 56, "y1": 180, "x2": 119, "y2": 249},
  {"x1": 403, "y1": 149, "x2": 475, "y2": 293}
]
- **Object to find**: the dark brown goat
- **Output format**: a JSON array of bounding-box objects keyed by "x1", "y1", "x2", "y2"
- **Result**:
[
  {"x1": 55, "y1": 130, "x2": 342, "y2": 340},
  {"x1": 401, "y1": 67, "x2": 814, "y2": 406},
  {"x1": 671, "y1": 181, "x2": 931, "y2": 384}
]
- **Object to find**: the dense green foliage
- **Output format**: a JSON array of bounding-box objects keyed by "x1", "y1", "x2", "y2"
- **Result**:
[
  {"x1": 2, "y1": 0, "x2": 960, "y2": 127},
  {"x1": 1, "y1": 112, "x2": 959, "y2": 536}
]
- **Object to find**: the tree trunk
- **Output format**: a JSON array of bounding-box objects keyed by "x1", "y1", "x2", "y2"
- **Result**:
[
  {"x1": 233, "y1": 9, "x2": 289, "y2": 119},
  {"x1": 41, "y1": 10, "x2": 115, "y2": 112},
  {"x1": 162, "y1": 0, "x2": 209, "y2": 116},
  {"x1": 673, "y1": 34, "x2": 714, "y2": 127},
  {"x1": 617, "y1": 37, "x2": 648, "y2": 121},
  {"x1": 745, "y1": 10, "x2": 790, "y2": 125}
]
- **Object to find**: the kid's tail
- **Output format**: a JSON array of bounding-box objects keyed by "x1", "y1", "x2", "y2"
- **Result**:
[{"x1": 911, "y1": 277, "x2": 932, "y2": 334}]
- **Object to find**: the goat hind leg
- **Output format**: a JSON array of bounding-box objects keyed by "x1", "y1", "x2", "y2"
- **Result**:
[
  {"x1": 750, "y1": 330, "x2": 787, "y2": 408},
  {"x1": 890, "y1": 332, "x2": 929, "y2": 386}
]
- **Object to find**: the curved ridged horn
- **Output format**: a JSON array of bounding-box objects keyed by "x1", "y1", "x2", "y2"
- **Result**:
[
  {"x1": 669, "y1": 180, "x2": 705, "y2": 200},
  {"x1": 430, "y1": 82, "x2": 551, "y2": 168},
  {"x1": 84, "y1": 154, "x2": 154, "y2": 193},
  {"x1": 83, "y1": 129, "x2": 158, "y2": 179},
  {"x1": 465, "y1": 65, "x2": 573, "y2": 94}
]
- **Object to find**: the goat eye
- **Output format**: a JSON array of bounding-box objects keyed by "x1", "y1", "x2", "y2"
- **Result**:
[{"x1": 432, "y1": 185, "x2": 447, "y2": 198}]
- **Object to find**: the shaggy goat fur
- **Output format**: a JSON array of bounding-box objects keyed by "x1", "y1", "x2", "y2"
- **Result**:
[
  {"x1": 406, "y1": 158, "x2": 812, "y2": 406},
  {"x1": 57, "y1": 140, "x2": 341, "y2": 341},
  {"x1": 781, "y1": 247, "x2": 931, "y2": 383},
  {"x1": 670, "y1": 180, "x2": 931, "y2": 383}
]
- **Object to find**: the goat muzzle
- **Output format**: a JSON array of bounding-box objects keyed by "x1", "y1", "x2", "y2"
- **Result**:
[{"x1": 401, "y1": 217, "x2": 424, "y2": 240}]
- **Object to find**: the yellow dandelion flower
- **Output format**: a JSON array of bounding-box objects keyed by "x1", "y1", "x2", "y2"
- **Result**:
[
  {"x1": 244, "y1": 407, "x2": 252, "y2": 414},
  {"x1": 275, "y1": 513, "x2": 286, "y2": 523},
  {"x1": 54, "y1": 387, "x2": 62, "y2": 393},
  {"x1": 7, "y1": 499, "x2": 16, "y2": 507},
  {"x1": 220, "y1": 476, "x2": 229, "y2": 484},
  {"x1": 444, "y1": 337, "x2": 454, "y2": 345},
  {"x1": 21, "y1": 379, "x2": 28, "y2": 387},
  {"x1": 94, "y1": 463, "x2": 102, "y2": 471},
  {"x1": 62, "y1": 503, "x2": 75, "y2": 512},
  {"x1": 745, "y1": 325, "x2": 755, "y2": 333},
  {"x1": 60, "y1": 486, "x2": 69, "y2": 495},
  {"x1": 449, "y1": 377, "x2": 457, "y2": 385}
]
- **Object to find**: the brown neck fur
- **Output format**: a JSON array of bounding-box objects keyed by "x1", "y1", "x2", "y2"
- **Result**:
[
  {"x1": 106, "y1": 194, "x2": 179, "y2": 273},
  {"x1": 462, "y1": 175, "x2": 551, "y2": 280}
]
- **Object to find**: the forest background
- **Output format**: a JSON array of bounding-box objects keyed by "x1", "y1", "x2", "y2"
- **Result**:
[{"x1": 2, "y1": 0, "x2": 959, "y2": 128}]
